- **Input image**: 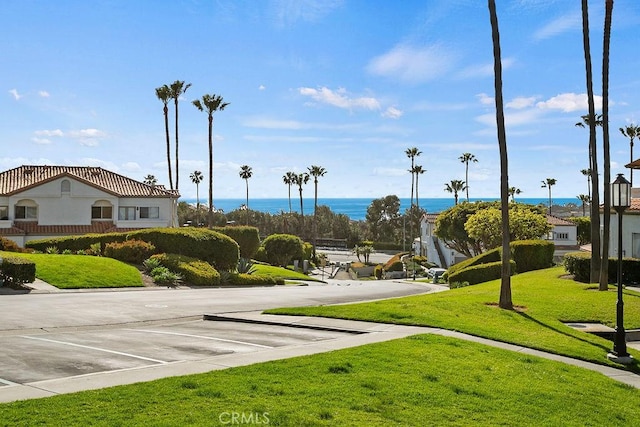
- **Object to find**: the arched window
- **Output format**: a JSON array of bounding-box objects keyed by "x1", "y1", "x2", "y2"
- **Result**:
[
  {"x1": 14, "y1": 199, "x2": 38, "y2": 220},
  {"x1": 91, "y1": 200, "x2": 113, "y2": 220},
  {"x1": 61, "y1": 179, "x2": 71, "y2": 194}
]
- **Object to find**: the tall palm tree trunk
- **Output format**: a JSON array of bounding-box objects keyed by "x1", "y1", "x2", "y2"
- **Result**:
[
  {"x1": 582, "y1": 0, "x2": 602, "y2": 284},
  {"x1": 208, "y1": 115, "x2": 214, "y2": 227},
  {"x1": 599, "y1": 0, "x2": 614, "y2": 291},
  {"x1": 175, "y1": 101, "x2": 180, "y2": 191},
  {"x1": 488, "y1": 0, "x2": 512, "y2": 310},
  {"x1": 163, "y1": 105, "x2": 173, "y2": 190}
]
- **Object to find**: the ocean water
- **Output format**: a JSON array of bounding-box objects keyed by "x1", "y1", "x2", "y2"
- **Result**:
[{"x1": 181, "y1": 197, "x2": 579, "y2": 221}]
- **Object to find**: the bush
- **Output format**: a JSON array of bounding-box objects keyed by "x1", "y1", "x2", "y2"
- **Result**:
[
  {"x1": 225, "y1": 273, "x2": 281, "y2": 287},
  {"x1": 374, "y1": 264, "x2": 383, "y2": 279},
  {"x1": 149, "y1": 266, "x2": 181, "y2": 286},
  {"x1": 564, "y1": 252, "x2": 640, "y2": 285},
  {"x1": 385, "y1": 260, "x2": 404, "y2": 272},
  {"x1": 302, "y1": 242, "x2": 313, "y2": 261},
  {"x1": 262, "y1": 234, "x2": 304, "y2": 267},
  {"x1": 448, "y1": 248, "x2": 501, "y2": 277},
  {"x1": 254, "y1": 246, "x2": 268, "y2": 263},
  {"x1": 563, "y1": 252, "x2": 590, "y2": 282},
  {"x1": 142, "y1": 257, "x2": 162, "y2": 273},
  {"x1": 0, "y1": 257, "x2": 36, "y2": 287},
  {"x1": 104, "y1": 240, "x2": 156, "y2": 264},
  {"x1": 448, "y1": 260, "x2": 516, "y2": 286},
  {"x1": 510, "y1": 240, "x2": 555, "y2": 273},
  {"x1": 151, "y1": 253, "x2": 220, "y2": 286},
  {"x1": 567, "y1": 216, "x2": 591, "y2": 245},
  {"x1": 0, "y1": 237, "x2": 22, "y2": 253},
  {"x1": 213, "y1": 226, "x2": 260, "y2": 259}
]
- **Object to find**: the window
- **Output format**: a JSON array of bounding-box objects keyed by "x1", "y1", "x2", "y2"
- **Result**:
[
  {"x1": 139, "y1": 207, "x2": 159, "y2": 219},
  {"x1": 118, "y1": 206, "x2": 136, "y2": 220},
  {"x1": 91, "y1": 206, "x2": 113, "y2": 219},
  {"x1": 15, "y1": 205, "x2": 37, "y2": 220},
  {"x1": 555, "y1": 232, "x2": 569, "y2": 240},
  {"x1": 0, "y1": 206, "x2": 8, "y2": 220},
  {"x1": 61, "y1": 179, "x2": 71, "y2": 194}
]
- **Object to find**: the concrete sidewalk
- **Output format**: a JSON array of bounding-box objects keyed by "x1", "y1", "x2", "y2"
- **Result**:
[{"x1": 2, "y1": 311, "x2": 639, "y2": 403}]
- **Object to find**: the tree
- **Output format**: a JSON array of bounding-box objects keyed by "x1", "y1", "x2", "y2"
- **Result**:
[
  {"x1": 192, "y1": 93, "x2": 229, "y2": 227},
  {"x1": 620, "y1": 124, "x2": 640, "y2": 187},
  {"x1": 488, "y1": 0, "x2": 512, "y2": 309},
  {"x1": 293, "y1": 172, "x2": 310, "y2": 230},
  {"x1": 508, "y1": 186, "x2": 521, "y2": 202},
  {"x1": 435, "y1": 201, "x2": 495, "y2": 258},
  {"x1": 541, "y1": 178, "x2": 557, "y2": 215},
  {"x1": 190, "y1": 170, "x2": 203, "y2": 226},
  {"x1": 580, "y1": 168, "x2": 592, "y2": 199},
  {"x1": 465, "y1": 206, "x2": 551, "y2": 251},
  {"x1": 366, "y1": 195, "x2": 401, "y2": 243},
  {"x1": 577, "y1": 194, "x2": 590, "y2": 216},
  {"x1": 308, "y1": 165, "x2": 327, "y2": 259},
  {"x1": 459, "y1": 153, "x2": 478, "y2": 202},
  {"x1": 412, "y1": 165, "x2": 425, "y2": 209},
  {"x1": 143, "y1": 174, "x2": 157, "y2": 186},
  {"x1": 444, "y1": 180, "x2": 466, "y2": 205},
  {"x1": 155, "y1": 85, "x2": 173, "y2": 190},
  {"x1": 282, "y1": 171, "x2": 296, "y2": 213},
  {"x1": 239, "y1": 165, "x2": 253, "y2": 225},
  {"x1": 405, "y1": 147, "x2": 422, "y2": 207},
  {"x1": 169, "y1": 80, "x2": 191, "y2": 191},
  {"x1": 580, "y1": 0, "x2": 601, "y2": 284}
]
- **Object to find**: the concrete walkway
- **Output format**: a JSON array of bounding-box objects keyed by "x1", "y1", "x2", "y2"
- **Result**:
[{"x1": 2, "y1": 311, "x2": 639, "y2": 403}]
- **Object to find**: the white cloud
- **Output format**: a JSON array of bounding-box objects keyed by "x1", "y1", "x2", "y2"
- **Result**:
[
  {"x1": 476, "y1": 108, "x2": 544, "y2": 128},
  {"x1": 258, "y1": 85, "x2": 266, "y2": 90},
  {"x1": 506, "y1": 96, "x2": 537, "y2": 109},
  {"x1": 31, "y1": 137, "x2": 52, "y2": 145},
  {"x1": 533, "y1": 13, "x2": 582, "y2": 41},
  {"x1": 298, "y1": 86, "x2": 380, "y2": 111},
  {"x1": 536, "y1": 93, "x2": 603, "y2": 112},
  {"x1": 382, "y1": 106, "x2": 403, "y2": 119},
  {"x1": 39, "y1": 91, "x2": 50, "y2": 98},
  {"x1": 34, "y1": 129, "x2": 64, "y2": 137},
  {"x1": 69, "y1": 128, "x2": 107, "y2": 146},
  {"x1": 476, "y1": 93, "x2": 494, "y2": 105},
  {"x1": 8, "y1": 89, "x2": 22, "y2": 100},
  {"x1": 367, "y1": 44, "x2": 455, "y2": 84}
]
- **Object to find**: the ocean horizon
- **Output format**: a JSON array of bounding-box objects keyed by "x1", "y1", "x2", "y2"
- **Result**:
[{"x1": 180, "y1": 197, "x2": 580, "y2": 221}]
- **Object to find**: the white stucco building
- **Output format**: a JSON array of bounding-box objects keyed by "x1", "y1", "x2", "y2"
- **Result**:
[{"x1": 0, "y1": 165, "x2": 179, "y2": 246}]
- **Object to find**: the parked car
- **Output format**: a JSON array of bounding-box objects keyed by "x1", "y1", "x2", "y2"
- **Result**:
[{"x1": 426, "y1": 268, "x2": 447, "y2": 281}]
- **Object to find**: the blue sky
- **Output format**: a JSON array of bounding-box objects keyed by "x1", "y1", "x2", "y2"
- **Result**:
[{"x1": 2, "y1": 0, "x2": 639, "y2": 202}]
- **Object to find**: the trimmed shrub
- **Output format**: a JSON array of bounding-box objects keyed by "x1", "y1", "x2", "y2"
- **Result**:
[
  {"x1": 448, "y1": 248, "x2": 501, "y2": 277},
  {"x1": 26, "y1": 233, "x2": 125, "y2": 254},
  {"x1": 385, "y1": 260, "x2": 404, "y2": 272},
  {"x1": 226, "y1": 273, "x2": 281, "y2": 287},
  {"x1": 151, "y1": 253, "x2": 220, "y2": 286},
  {"x1": 302, "y1": 242, "x2": 313, "y2": 261},
  {"x1": 149, "y1": 266, "x2": 181, "y2": 286},
  {"x1": 104, "y1": 240, "x2": 156, "y2": 264},
  {"x1": 511, "y1": 240, "x2": 555, "y2": 273},
  {"x1": 262, "y1": 234, "x2": 304, "y2": 267},
  {"x1": 0, "y1": 257, "x2": 36, "y2": 286},
  {"x1": 0, "y1": 237, "x2": 23, "y2": 253},
  {"x1": 563, "y1": 252, "x2": 590, "y2": 282},
  {"x1": 564, "y1": 251, "x2": 640, "y2": 285},
  {"x1": 213, "y1": 226, "x2": 260, "y2": 259},
  {"x1": 374, "y1": 264, "x2": 383, "y2": 279},
  {"x1": 254, "y1": 246, "x2": 268, "y2": 263},
  {"x1": 448, "y1": 260, "x2": 516, "y2": 286}
]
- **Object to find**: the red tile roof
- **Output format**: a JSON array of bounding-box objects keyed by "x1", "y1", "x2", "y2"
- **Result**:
[
  {"x1": 0, "y1": 221, "x2": 143, "y2": 237},
  {"x1": 546, "y1": 215, "x2": 574, "y2": 226},
  {"x1": 0, "y1": 165, "x2": 179, "y2": 198}
]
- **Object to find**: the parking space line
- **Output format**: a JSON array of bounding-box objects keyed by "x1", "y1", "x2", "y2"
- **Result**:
[
  {"x1": 127, "y1": 329, "x2": 274, "y2": 349},
  {"x1": 0, "y1": 377, "x2": 19, "y2": 386},
  {"x1": 20, "y1": 336, "x2": 169, "y2": 364}
]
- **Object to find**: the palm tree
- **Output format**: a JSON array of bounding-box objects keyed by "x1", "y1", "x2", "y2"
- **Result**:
[
  {"x1": 143, "y1": 174, "x2": 157, "y2": 186},
  {"x1": 155, "y1": 85, "x2": 173, "y2": 190},
  {"x1": 412, "y1": 165, "x2": 425, "y2": 209},
  {"x1": 459, "y1": 153, "x2": 478, "y2": 201},
  {"x1": 293, "y1": 172, "x2": 310, "y2": 230},
  {"x1": 580, "y1": 0, "x2": 601, "y2": 284},
  {"x1": 444, "y1": 180, "x2": 466, "y2": 205},
  {"x1": 577, "y1": 194, "x2": 590, "y2": 216},
  {"x1": 575, "y1": 113, "x2": 603, "y2": 177},
  {"x1": 239, "y1": 165, "x2": 253, "y2": 225},
  {"x1": 620, "y1": 124, "x2": 640, "y2": 187},
  {"x1": 190, "y1": 170, "x2": 203, "y2": 226},
  {"x1": 488, "y1": 0, "x2": 512, "y2": 310},
  {"x1": 308, "y1": 165, "x2": 327, "y2": 259},
  {"x1": 508, "y1": 186, "x2": 521, "y2": 202},
  {"x1": 169, "y1": 80, "x2": 192, "y2": 191},
  {"x1": 282, "y1": 171, "x2": 296, "y2": 213},
  {"x1": 580, "y1": 168, "x2": 592, "y2": 199},
  {"x1": 405, "y1": 147, "x2": 422, "y2": 206},
  {"x1": 192, "y1": 93, "x2": 229, "y2": 227},
  {"x1": 541, "y1": 178, "x2": 557, "y2": 215}
]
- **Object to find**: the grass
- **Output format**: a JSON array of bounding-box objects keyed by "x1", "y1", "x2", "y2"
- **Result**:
[
  {"x1": 268, "y1": 266, "x2": 640, "y2": 371},
  {"x1": 253, "y1": 264, "x2": 323, "y2": 283},
  {"x1": 2, "y1": 334, "x2": 640, "y2": 426},
  {"x1": 0, "y1": 251, "x2": 143, "y2": 289}
]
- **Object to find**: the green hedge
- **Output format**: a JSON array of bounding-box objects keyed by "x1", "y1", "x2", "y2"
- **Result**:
[
  {"x1": 262, "y1": 234, "x2": 303, "y2": 267},
  {"x1": 564, "y1": 251, "x2": 640, "y2": 284},
  {"x1": 226, "y1": 273, "x2": 282, "y2": 287},
  {"x1": 0, "y1": 256, "x2": 36, "y2": 286},
  {"x1": 448, "y1": 260, "x2": 516, "y2": 286},
  {"x1": 26, "y1": 233, "x2": 125, "y2": 253},
  {"x1": 104, "y1": 240, "x2": 156, "y2": 264},
  {"x1": 448, "y1": 248, "x2": 501, "y2": 277},
  {"x1": 151, "y1": 253, "x2": 221, "y2": 286},
  {"x1": 213, "y1": 226, "x2": 260, "y2": 259},
  {"x1": 511, "y1": 240, "x2": 555, "y2": 273}
]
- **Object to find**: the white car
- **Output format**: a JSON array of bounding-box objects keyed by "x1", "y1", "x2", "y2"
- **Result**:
[{"x1": 426, "y1": 268, "x2": 447, "y2": 281}]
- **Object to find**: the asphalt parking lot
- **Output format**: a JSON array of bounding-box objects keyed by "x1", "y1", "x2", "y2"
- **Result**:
[{"x1": 0, "y1": 318, "x2": 357, "y2": 387}]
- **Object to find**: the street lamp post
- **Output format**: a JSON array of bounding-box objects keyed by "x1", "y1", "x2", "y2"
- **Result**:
[{"x1": 608, "y1": 173, "x2": 633, "y2": 364}]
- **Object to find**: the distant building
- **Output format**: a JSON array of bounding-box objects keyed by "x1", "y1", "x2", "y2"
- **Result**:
[{"x1": 0, "y1": 165, "x2": 179, "y2": 247}]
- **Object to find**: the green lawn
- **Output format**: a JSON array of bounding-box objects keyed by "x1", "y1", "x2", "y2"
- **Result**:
[
  {"x1": 0, "y1": 251, "x2": 143, "y2": 289},
  {"x1": 253, "y1": 264, "x2": 323, "y2": 283},
  {"x1": 268, "y1": 267, "x2": 640, "y2": 371},
  {"x1": 2, "y1": 334, "x2": 639, "y2": 426}
]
